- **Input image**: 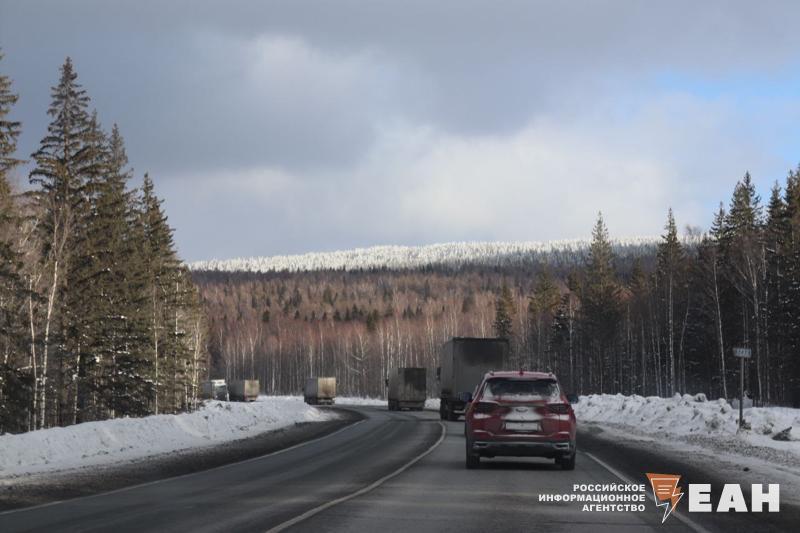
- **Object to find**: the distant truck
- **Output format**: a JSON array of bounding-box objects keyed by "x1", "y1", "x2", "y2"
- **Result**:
[
  {"x1": 438, "y1": 337, "x2": 509, "y2": 421},
  {"x1": 304, "y1": 377, "x2": 336, "y2": 405},
  {"x1": 387, "y1": 367, "x2": 427, "y2": 411},
  {"x1": 229, "y1": 379, "x2": 259, "y2": 402},
  {"x1": 200, "y1": 379, "x2": 229, "y2": 401}
]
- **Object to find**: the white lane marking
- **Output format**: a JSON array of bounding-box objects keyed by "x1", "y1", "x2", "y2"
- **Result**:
[
  {"x1": 265, "y1": 421, "x2": 447, "y2": 533},
  {"x1": 583, "y1": 451, "x2": 712, "y2": 533},
  {"x1": 0, "y1": 417, "x2": 365, "y2": 517}
]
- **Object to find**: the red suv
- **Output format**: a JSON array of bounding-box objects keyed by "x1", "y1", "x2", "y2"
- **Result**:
[{"x1": 464, "y1": 371, "x2": 577, "y2": 469}]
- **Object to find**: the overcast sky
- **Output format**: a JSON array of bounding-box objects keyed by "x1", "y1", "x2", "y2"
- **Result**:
[{"x1": 2, "y1": 1, "x2": 800, "y2": 261}]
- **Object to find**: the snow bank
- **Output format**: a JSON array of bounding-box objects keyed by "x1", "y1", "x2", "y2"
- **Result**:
[
  {"x1": 575, "y1": 393, "x2": 800, "y2": 456},
  {"x1": 335, "y1": 397, "x2": 386, "y2": 406},
  {"x1": 335, "y1": 397, "x2": 441, "y2": 411},
  {"x1": 0, "y1": 396, "x2": 336, "y2": 479},
  {"x1": 425, "y1": 398, "x2": 441, "y2": 411}
]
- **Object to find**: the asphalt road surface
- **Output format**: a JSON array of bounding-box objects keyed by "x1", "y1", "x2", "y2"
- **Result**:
[{"x1": 0, "y1": 406, "x2": 795, "y2": 532}]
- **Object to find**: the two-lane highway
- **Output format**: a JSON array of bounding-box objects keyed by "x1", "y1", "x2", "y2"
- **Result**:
[
  {"x1": 0, "y1": 407, "x2": 439, "y2": 533},
  {"x1": 287, "y1": 412, "x2": 698, "y2": 533},
  {"x1": 2, "y1": 406, "x2": 794, "y2": 532}
]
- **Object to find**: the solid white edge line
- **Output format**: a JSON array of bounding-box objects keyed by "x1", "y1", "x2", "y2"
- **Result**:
[
  {"x1": 265, "y1": 420, "x2": 448, "y2": 533},
  {"x1": 582, "y1": 450, "x2": 713, "y2": 533},
  {"x1": 0, "y1": 416, "x2": 365, "y2": 517}
]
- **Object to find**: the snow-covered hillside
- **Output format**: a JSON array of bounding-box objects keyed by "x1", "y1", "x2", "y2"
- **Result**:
[
  {"x1": 575, "y1": 393, "x2": 800, "y2": 457},
  {"x1": 0, "y1": 396, "x2": 336, "y2": 479},
  {"x1": 190, "y1": 237, "x2": 676, "y2": 273}
]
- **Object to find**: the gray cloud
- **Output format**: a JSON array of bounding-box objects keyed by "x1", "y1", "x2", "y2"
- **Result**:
[{"x1": 2, "y1": 1, "x2": 800, "y2": 260}]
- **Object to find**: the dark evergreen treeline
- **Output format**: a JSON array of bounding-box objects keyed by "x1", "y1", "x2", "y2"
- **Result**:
[
  {"x1": 0, "y1": 55, "x2": 207, "y2": 434},
  {"x1": 195, "y1": 172, "x2": 800, "y2": 406}
]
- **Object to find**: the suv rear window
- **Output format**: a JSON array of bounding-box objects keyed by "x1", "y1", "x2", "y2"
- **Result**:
[{"x1": 481, "y1": 378, "x2": 560, "y2": 402}]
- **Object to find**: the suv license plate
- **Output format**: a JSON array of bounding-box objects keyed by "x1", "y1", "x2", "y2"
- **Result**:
[{"x1": 505, "y1": 421, "x2": 540, "y2": 432}]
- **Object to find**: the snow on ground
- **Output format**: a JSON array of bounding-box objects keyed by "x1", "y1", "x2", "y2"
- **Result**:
[
  {"x1": 335, "y1": 397, "x2": 441, "y2": 411},
  {"x1": 575, "y1": 393, "x2": 800, "y2": 506},
  {"x1": 0, "y1": 396, "x2": 336, "y2": 479},
  {"x1": 425, "y1": 398, "x2": 441, "y2": 410},
  {"x1": 575, "y1": 393, "x2": 800, "y2": 454},
  {"x1": 335, "y1": 397, "x2": 385, "y2": 406}
]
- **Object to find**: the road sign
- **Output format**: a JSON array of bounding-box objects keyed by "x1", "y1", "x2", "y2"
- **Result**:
[
  {"x1": 732, "y1": 346, "x2": 751, "y2": 430},
  {"x1": 733, "y1": 347, "x2": 752, "y2": 359}
]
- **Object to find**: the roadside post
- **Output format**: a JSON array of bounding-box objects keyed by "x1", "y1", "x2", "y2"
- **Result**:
[{"x1": 733, "y1": 346, "x2": 752, "y2": 429}]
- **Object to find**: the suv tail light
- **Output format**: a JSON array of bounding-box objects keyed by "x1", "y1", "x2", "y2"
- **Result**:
[{"x1": 547, "y1": 403, "x2": 571, "y2": 415}]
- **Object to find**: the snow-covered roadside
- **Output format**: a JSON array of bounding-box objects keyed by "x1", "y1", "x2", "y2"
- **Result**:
[
  {"x1": 0, "y1": 396, "x2": 336, "y2": 479},
  {"x1": 575, "y1": 393, "x2": 800, "y2": 507},
  {"x1": 575, "y1": 393, "x2": 800, "y2": 455}
]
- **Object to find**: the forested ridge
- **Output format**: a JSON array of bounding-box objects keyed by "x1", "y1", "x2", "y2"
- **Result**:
[
  {"x1": 0, "y1": 55, "x2": 207, "y2": 434},
  {"x1": 196, "y1": 173, "x2": 800, "y2": 407}
]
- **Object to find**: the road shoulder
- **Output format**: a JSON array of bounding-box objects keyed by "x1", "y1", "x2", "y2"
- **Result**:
[
  {"x1": 579, "y1": 423, "x2": 800, "y2": 533},
  {"x1": 0, "y1": 407, "x2": 362, "y2": 512}
]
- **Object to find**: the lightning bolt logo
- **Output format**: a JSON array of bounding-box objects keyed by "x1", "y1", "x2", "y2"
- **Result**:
[{"x1": 646, "y1": 473, "x2": 683, "y2": 523}]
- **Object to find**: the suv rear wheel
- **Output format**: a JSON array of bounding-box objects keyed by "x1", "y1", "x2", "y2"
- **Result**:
[
  {"x1": 557, "y1": 452, "x2": 576, "y2": 470},
  {"x1": 465, "y1": 439, "x2": 480, "y2": 469}
]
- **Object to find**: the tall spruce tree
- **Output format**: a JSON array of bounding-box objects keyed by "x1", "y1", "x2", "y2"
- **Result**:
[
  {"x1": 493, "y1": 282, "x2": 514, "y2": 342},
  {"x1": 783, "y1": 170, "x2": 800, "y2": 405},
  {"x1": 0, "y1": 52, "x2": 29, "y2": 433},
  {"x1": 528, "y1": 268, "x2": 560, "y2": 371},
  {"x1": 764, "y1": 182, "x2": 788, "y2": 403},
  {"x1": 137, "y1": 174, "x2": 184, "y2": 413},
  {"x1": 696, "y1": 204, "x2": 729, "y2": 399},
  {"x1": 582, "y1": 213, "x2": 621, "y2": 393},
  {"x1": 657, "y1": 208, "x2": 685, "y2": 395},
  {"x1": 722, "y1": 173, "x2": 765, "y2": 401},
  {"x1": 29, "y1": 57, "x2": 92, "y2": 429}
]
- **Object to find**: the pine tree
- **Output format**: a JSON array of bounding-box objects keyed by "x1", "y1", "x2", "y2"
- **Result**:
[
  {"x1": 493, "y1": 283, "x2": 514, "y2": 341},
  {"x1": 696, "y1": 204, "x2": 729, "y2": 399},
  {"x1": 528, "y1": 268, "x2": 560, "y2": 371},
  {"x1": 137, "y1": 174, "x2": 184, "y2": 414},
  {"x1": 29, "y1": 57, "x2": 92, "y2": 429},
  {"x1": 582, "y1": 212, "x2": 621, "y2": 393},
  {"x1": 783, "y1": 170, "x2": 800, "y2": 405},
  {"x1": 61, "y1": 110, "x2": 108, "y2": 423},
  {"x1": 764, "y1": 182, "x2": 788, "y2": 403},
  {"x1": 722, "y1": 173, "x2": 765, "y2": 401},
  {"x1": 0, "y1": 51, "x2": 23, "y2": 176},
  {"x1": 628, "y1": 258, "x2": 651, "y2": 395},
  {"x1": 657, "y1": 208, "x2": 685, "y2": 395},
  {"x1": 0, "y1": 52, "x2": 29, "y2": 433},
  {"x1": 70, "y1": 122, "x2": 151, "y2": 420}
]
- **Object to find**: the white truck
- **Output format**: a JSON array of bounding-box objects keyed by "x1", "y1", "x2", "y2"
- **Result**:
[
  {"x1": 387, "y1": 367, "x2": 427, "y2": 411},
  {"x1": 304, "y1": 377, "x2": 336, "y2": 405}
]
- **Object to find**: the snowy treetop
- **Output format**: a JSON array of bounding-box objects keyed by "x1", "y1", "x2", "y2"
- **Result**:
[{"x1": 190, "y1": 236, "x2": 690, "y2": 273}]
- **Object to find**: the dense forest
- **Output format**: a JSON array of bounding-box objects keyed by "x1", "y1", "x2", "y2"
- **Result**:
[
  {"x1": 0, "y1": 55, "x2": 206, "y2": 434},
  {"x1": 195, "y1": 172, "x2": 800, "y2": 407}
]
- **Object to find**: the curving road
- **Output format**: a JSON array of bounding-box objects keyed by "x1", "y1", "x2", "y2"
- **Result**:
[
  {"x1": 0, "y1": 407, "x2": 439, "y2": 533},
  {"x1": 1, "y1": 406, "x2": 796, "y2": 532}
]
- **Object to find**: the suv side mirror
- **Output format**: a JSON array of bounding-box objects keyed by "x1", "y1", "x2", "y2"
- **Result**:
[
  {"x1": 459, "y1": 391, "x2": 473, "y2": 403},
  {"x1": 566, "y1": 393, "x2": 579, "y2": 404}
]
